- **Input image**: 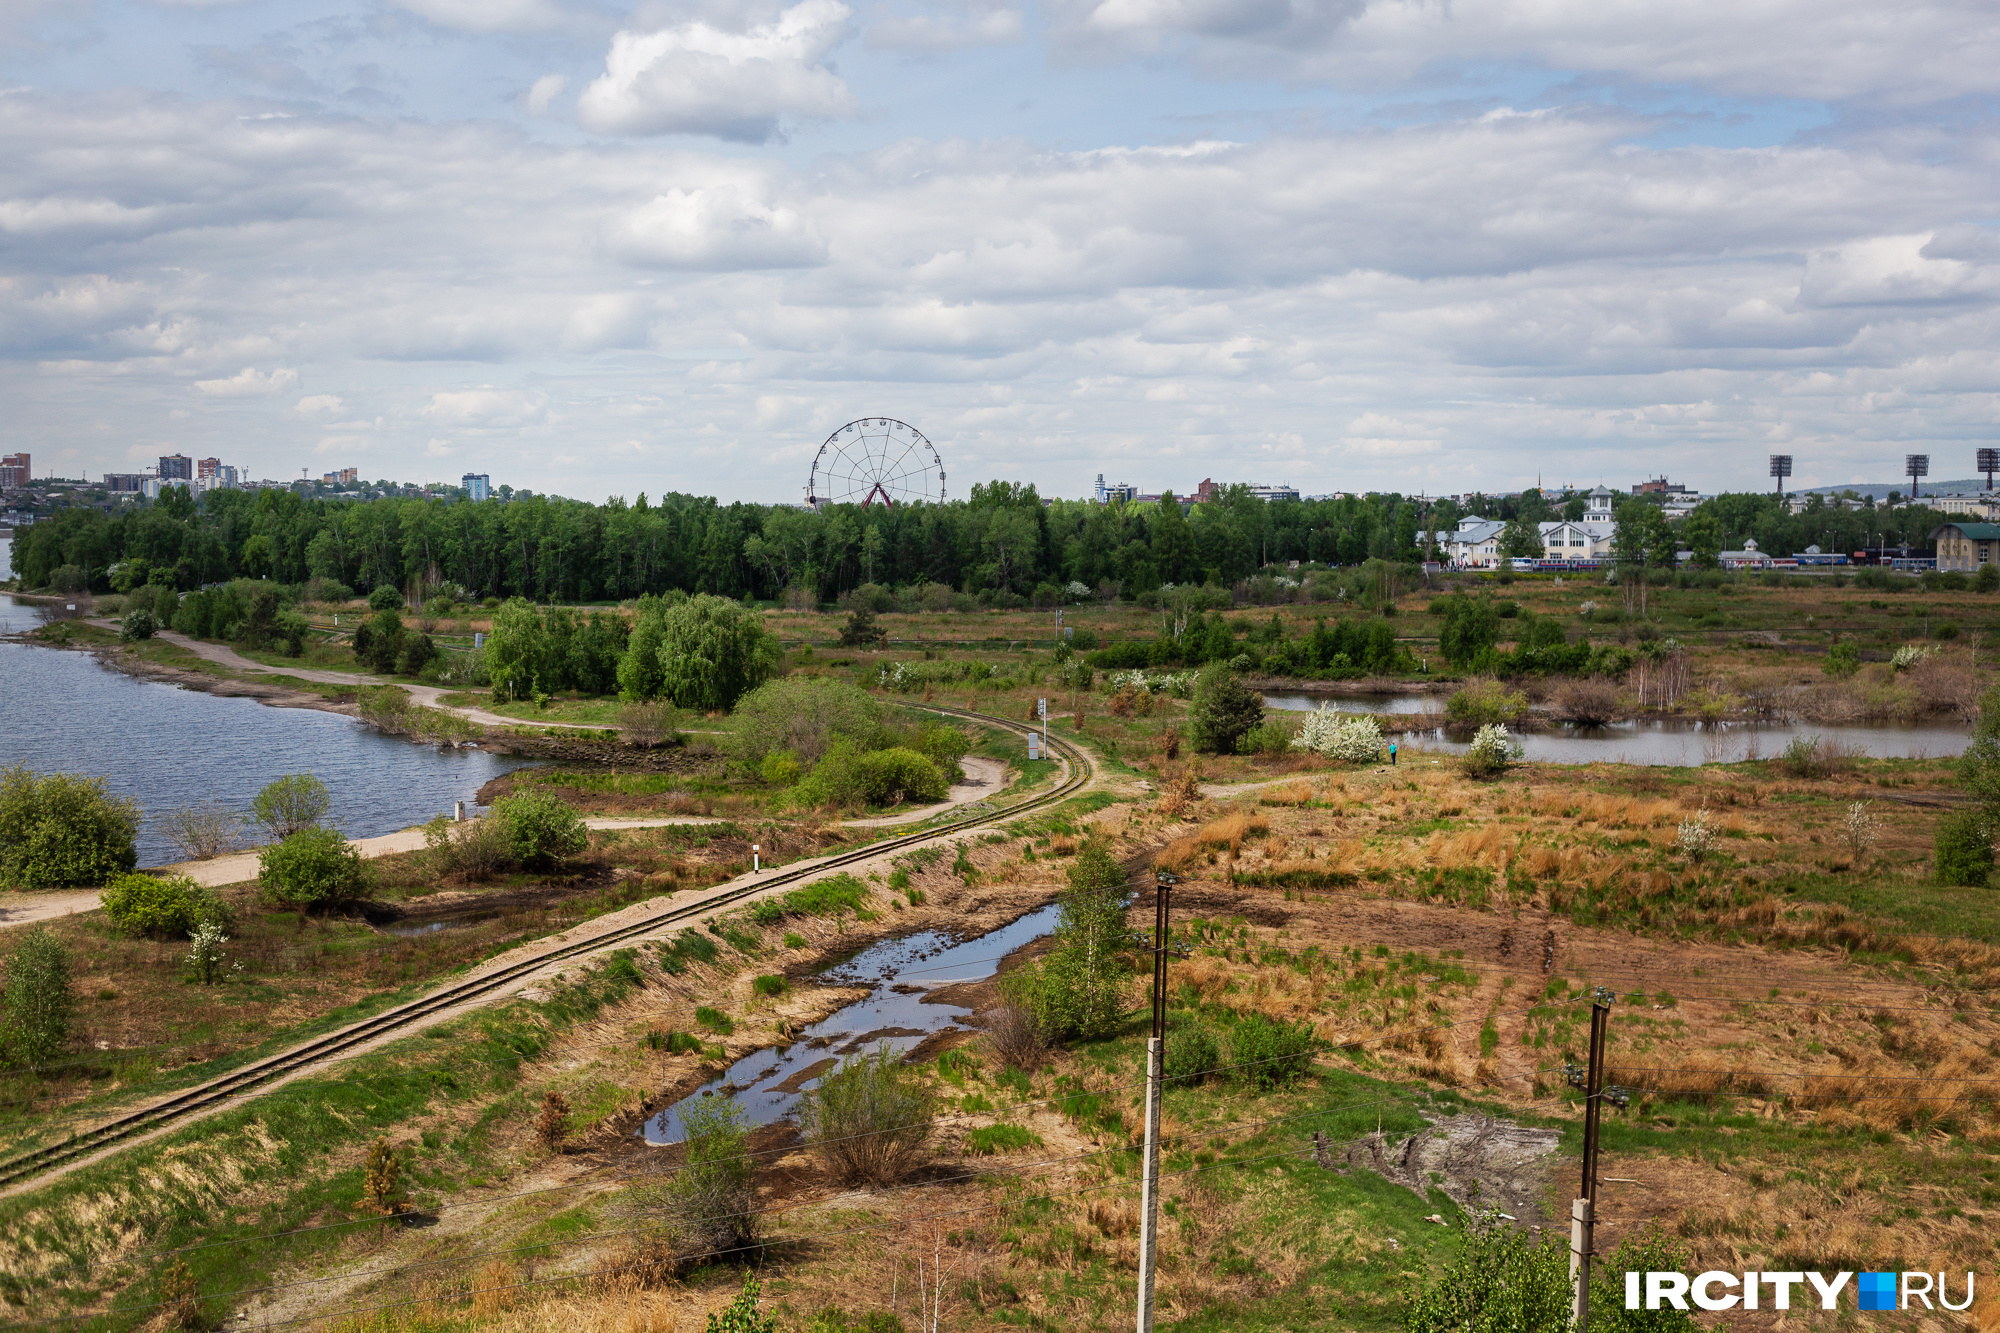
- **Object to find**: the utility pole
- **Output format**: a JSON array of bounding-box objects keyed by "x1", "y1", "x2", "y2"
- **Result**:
[
  {"x1": 1136, "y1": 870, "x2": 1178, "y2": 1333},
  {"x1": 1570, "y1": 991, "x2": 1612, "y2": 1332}
]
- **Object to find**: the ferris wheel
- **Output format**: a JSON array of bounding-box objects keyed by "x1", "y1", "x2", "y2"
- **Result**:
[{"x1": 806, "y1": 418, "x2": 946, "y2": 509}]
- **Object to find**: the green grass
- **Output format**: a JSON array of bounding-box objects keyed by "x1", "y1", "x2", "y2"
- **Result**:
[
  {"x1": 1774, "y1": 870, "x2": 2000, "y2": 944},
  {"x1": 965, "y1": 1124, "x2": 1042, "y2": 1154}
]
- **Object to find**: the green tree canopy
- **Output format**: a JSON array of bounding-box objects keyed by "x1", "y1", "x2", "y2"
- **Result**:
[
  {"x1": 618, "y1": 594, "x2": 779, "y2": 711},
  {"x1": 1188, "y1": 662, "x2": 1265, "y2": 754}
]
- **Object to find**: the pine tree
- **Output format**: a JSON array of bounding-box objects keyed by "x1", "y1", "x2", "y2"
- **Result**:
[{"x1": 1187, "y1": 662, "x2": 1264, "y2": 754}]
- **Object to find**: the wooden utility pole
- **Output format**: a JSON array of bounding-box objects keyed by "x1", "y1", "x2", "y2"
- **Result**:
[
  {"x1": 1571, "y1": 996, "x2": 1611, "y2": 1331},
  {"x1": 1136, "y1": 870, "x2": 1177, "y2": 1333}
]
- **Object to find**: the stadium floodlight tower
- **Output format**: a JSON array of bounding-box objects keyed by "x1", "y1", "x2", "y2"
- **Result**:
[
  {"x1": 1906, "y1": 453, "x2": 1930, "y2": 500},
  {"x1": 1979, "y1": 448, "x2": 1999, "y2": 491},
  {"x1": 1769, "y1": 454, "x2": 1793, "y2": 498}
]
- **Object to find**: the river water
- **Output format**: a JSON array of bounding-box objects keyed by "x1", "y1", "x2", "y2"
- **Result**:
[
  {"x1": 642, "y1": 901, "x2": 1062, "y2": 1144},
  {"x1": 0, "y1": 574, "x2": 525, "y2": 868}
]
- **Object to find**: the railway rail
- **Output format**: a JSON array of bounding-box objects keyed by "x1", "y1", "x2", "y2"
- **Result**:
[{"x1": 0, "y1": 705, "x2": 1092, "y2": 1193}]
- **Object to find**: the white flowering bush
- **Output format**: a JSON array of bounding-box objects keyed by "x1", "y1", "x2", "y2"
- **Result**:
[
  {"x1": 1294, "y1": 708, "x2": 1384, "y2": 762},
  {"x1": 1677, "y1": 811, "x2": 1718, "y2": 863},
  {"x1": 1891, "y1": 645, "x2": 1936, "y2": 671},
  {"x1": 1462, "y1": 723, "x2": 1523, "y2": 777},
  {"x1": 1274, "y1": 576, "x2": 1299, "y2": 589},
  {"x1": 1064, "y1": 580, "x2": 1093, "y2": 602},
  {"x1": 1106, "y1": 669, "x2": 1197, "y2": 698},
  {"x1": 186, "y1": 921, "x2": 243, "y2": 985},
  {"x1": 1579, "y1": 600, "x2": 1597, "y2": 616},
  {"x1": 876, "y1": 660, "x2": 997, "y2": 692},
  {"x1": 1844, "y1": 800, "x2": 1878, "y2": 857}
]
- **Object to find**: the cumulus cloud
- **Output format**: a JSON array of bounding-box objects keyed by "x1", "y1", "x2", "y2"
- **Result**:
[
  {"x1": 1044, "y1": 0, "x2": 2000, "y2": 102},
  {"x1": 577, "y1": 0, "x2": 858, "y2": 141},
  {"x1": 295, "y1": 393, "x2": 344, "y2": 412},
  {"x1": 422, "y1": 387, "x2": 550, "y2": 425},
  {"x1": 525, "y1": 73, "x2": 567, "y2": 115},
  {"x1": 607, "y1": 183, "x2": 828, "y2": 268},
  {"x1": 192, "y1": 366, "x2": 298, "y2": 396}
]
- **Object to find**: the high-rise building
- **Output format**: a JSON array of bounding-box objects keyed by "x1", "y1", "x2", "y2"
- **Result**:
[
  {"x1": 1093, "y1": 473, "x2": 1136, "y2": 504},
  {"x1": 462, "y1": 472, "x2": 491, "y2": 502},
  {"x1": 103, "y1": 473, "x2": 147, "y2": 493},
  {"x1": 159, "y1": 453, "x2": 193, "y2": 481},
  {"x1": 197, "y1": 457, "x2": 222, "y2": 479},
  {"x1": 0, "y1": 453, "x2": 27, "y2": 489}
]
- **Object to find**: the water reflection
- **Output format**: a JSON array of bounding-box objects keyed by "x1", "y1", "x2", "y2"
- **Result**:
[{"x1": 642, "y1": 902, "x2": 1063, "y2": 1144}]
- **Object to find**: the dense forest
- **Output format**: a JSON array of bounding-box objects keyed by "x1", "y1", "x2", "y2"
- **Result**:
[{"x1": 6, "y1": 478, "x2": 1951, "y2": 604}]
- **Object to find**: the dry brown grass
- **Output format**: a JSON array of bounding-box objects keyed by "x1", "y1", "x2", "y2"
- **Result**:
[
  {"x1": 1257, "y1": 780, "x2": 1318, "y2": 807},
  {"x1": 1195, "y1": 810, "x2": 1268, "y2": 851}
]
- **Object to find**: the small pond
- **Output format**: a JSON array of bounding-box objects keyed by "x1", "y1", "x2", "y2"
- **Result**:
[{"x1": 642, "y1": 901, "x2": 1062, "y2": 1144}]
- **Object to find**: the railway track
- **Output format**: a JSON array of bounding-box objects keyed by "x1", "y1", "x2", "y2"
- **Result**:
[{"x1": 0, "y1": 705, "x2": 1092, "y2": 1194}]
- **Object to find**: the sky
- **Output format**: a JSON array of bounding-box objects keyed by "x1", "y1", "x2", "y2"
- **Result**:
[{"x1": 2, "y1": 0, "x2": 1998, "y2": 505}]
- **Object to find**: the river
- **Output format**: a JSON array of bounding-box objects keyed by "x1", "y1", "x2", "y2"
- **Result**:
[{"x1": 0, "y1": 566, "x2": 525, "y2": 869}]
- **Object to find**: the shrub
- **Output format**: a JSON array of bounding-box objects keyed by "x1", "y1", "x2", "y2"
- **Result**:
[
  {"x1": 1401, "y1": 1207, "x2": 1573, "y2": 1333},
  {"x1": 367, "y1": 584, "x2": 404, "y2": 612},
  {"x1": 1892, "y1": 644, "x2": 1935, "y2": 671},
  {"x1": 185, "y1": 921, "x2": 239, "y2": 985},
  {"x1": 250, "y1": 773, "x2": 330, "y2": 842},
  {"x1": 626, "y1": 1094, "x2": 756, "y2": 1265},
  {"x1": 797, "y1": 1041, "x2": 938, "y2": 1185},
  {"x1": 1460, "y1": 723, "x2": 1523, "y2": 779},
  {"x1": 1, "y1": 925, "x2": 74, "y2": 1071},
  {"x1": 100, "y1": 873, "x2": 232, "y2": 939},
  {"x1": 1444, "y1": 679, "x2": 1527, "y2": 727},
  {"x1": 1675, "y1": 812, "x2": 1718, "y2": 863},
  {"x1": 419, "y1": 813, "x2": 512, "y2": 881},
  {"x1": 492, "y1": 790, "x2": 588, "y2": 870},
  {"x1": 536, "y1": 1091, "x2": 571, "y2": 1153},
  {"x1": 119, "y1": 608, "x2": 158, "y2": 641},
  {"x1": 1164, "y1": 1026, "x2": 1221, "y2": 1087},
  {"x1": 363, "y1": 1138, "x2": 403, "y2": 1216},
  {"x1": 258, "y1": 826, "x2": 372, "y2": 907},
  {"x1": 1551, "y1": 678, "x2": 1620, "y2": 725},
  {"x1": 1824, "y1": 642, "x2": 1861, "y2": 677},
  {"x1": 1777, "y1": 734, "x2": 1824, "y2": 778},
  {"x1": 1187, "y1": 662, "x2": 1265, "y2": 755},
  {"x1": 1236, "y1": 719, "x2": 1293, "y2": 756},
  {"x1": 157, "y1": 799, "x2": 244, "y2": 862},
  {"x1": 982, "y1": 1004, "x2": 1048, "y2": 1070},
  {"x1": 0, "y1": 766, "x2": 141, "y2": 889},
  {"x1": 851, "y1": 748, "x2": 950, "y2": 806},
  {"x1": 1227, "y1": 1012, "x2": 1316, "y2": 1089},
  {"x1": 1591, "y1": 1227, "x2": 1702, "y2": 1333},
  {"x1": 1934, "y1": 810, "x2": 1994, "y2": 887},
  {"x1": 620, "y1": 699, "x2": 681, "y2": 749},
  {"x1": 1293, "y1": 708, "x2": 1383, "y2": 762}
]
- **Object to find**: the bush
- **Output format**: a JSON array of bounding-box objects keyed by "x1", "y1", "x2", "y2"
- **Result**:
[
  {"x1": 251, "y1": 773, "x2": 330, "y2": 842},
  {"x1": 1551, "y1": 678, "x2": 1620, "y2": 725},
  {"x1": 1461, "y1": 723, "x2": 1523, "y2": 779},
  {"x1": 1227, "y1": 1012, "x2": 1316, "y2": 1089},
  {"x1": 100, "y1": 873, "x2": 232, "y2": 939},
  {"x1": 1188, "y1": 662, "x2": 1265, "y2": 755},
  {"x1": 626, "y1": 1094, "x2": 757, "y2": 1265},
  {"x1": 1401, "y1": 1207, "x2": 1573, "y2": 1333},
  {"x1": 851, "y1": 747, "x2": 950, "y2": 806},
  {"x1": 258, "y1": 826, "x2": 372, "y2": 907},
  {"x1": 1293, "y1": 708, "x2": 1383, "y2": 762},
  {"x1": 0, "y1": 766, "x2": 141, "y2": 889},
  {"x1": 367, "y1": 584, "x2": 403, "y2": 612},
  {"x1": 157, "y1": 799, "x2": 244, "y2": 861},
  {"x1": 119, "y1": 608, "x2": 158, "y2": 641},
  {"x1": 1164, "y1": 1026, "x2": 1221, "y2": 1086},
  {"x1": 419, "y1": 813, "x2": 512, "y2": 881},
  {"x1": 982, "y1": 1003, "x2": 1048, "y2": 1070},
  {"x1": 492, "y1": 790, "x2": 589, "y2": 870},
  {"x1": 733, "y1": 677, "x2": 882, "y2": 772},
  {"x1": 1934, "y1": 810, "x2": 1994, "y2": 887},
  {"x1": 1444, "y1": 679, "x2": 1527, "y2": 727},
  {"x1": 1, "y1": 925, "x2": 74, "y2": 1071},
  {"x1": 620, "y1": 699, "x2": 681, "y2": 749},
  {"x1": 1824, "y1": 642, "x2": 1861, "y2": 677},
  {"x1": 1236, "y1": 719, "x2": 1293, "y2": 756},
  {"x1": 797, "y1": 1041, "x2": 938, "y2": 1185}
]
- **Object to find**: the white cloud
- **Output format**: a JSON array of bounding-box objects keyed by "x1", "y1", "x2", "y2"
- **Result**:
[
  {"x1": 422, "y1": 387, "x2": 550, "y2": 425},
  {"x1": 1045, "y1": 0, "x2": 2000, "y2": 102},
  {"x1": 387, "y1": 0, "x2": 580, "y2": 34},
  {"x1": 192, "y1": 366, "x2": 298, "y2": 396},
  {"x1": 295, "y1": 393, "x2": 344, "y2": 413},
  {"x1": 607, "y1": 183, "x2": 828, "y2": 268},
  {"x1": 577, "y1": 0, "x2": 858, "y2": 141},
  {"x1": 867, "y1": 2, "x2": 1023, "y2": 51},
  {"x1": 525, "y1": 74, "x2": 567, "y2": 116}
]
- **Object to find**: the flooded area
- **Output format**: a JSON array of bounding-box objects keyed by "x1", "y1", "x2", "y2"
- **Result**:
[{"x1": 642, "y1": 901, "x2": 1062, "y2": 1144}]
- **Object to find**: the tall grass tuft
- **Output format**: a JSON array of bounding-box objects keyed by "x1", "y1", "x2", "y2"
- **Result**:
[{"x1": 798, "y1": 1041, "x2": 938, "y2": 1185}]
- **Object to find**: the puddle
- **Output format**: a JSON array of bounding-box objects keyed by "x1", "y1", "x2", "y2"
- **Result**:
[
  {"x1": 641, "y1": 901, "x2": 1063, "y2": 1144},
  {"x1": 378, "y1": 914, "x2": 496, "y2": 937}
]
